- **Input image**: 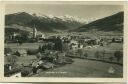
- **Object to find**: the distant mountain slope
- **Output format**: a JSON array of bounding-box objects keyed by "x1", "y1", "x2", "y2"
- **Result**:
[
  {"x1": 5, "y1": 12, "x2": 85, "y2": 32},
  {"x1": 72, "y1": 12, "x2": 124, "y2": 32},
  {"x1": 5, "y1": 12, "x2": 34, "y2": 26}
]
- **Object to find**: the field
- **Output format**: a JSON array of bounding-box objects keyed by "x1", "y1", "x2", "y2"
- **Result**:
[
  {"x1": 32, "y1": 58, "x2": 122, "y2": 77},
  {"x1": 5, "y1": 42, "x2": 123, "y2": 51},
  {"x1": 5, "y1": 43, "x2": 43, "y2": 50},
  {"x1": 68, "y1": 42, "x2": 123, "y2": 65}
]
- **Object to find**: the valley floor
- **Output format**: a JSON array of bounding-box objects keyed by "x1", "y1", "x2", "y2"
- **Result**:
[{"x1": 32, "y1": 58, "x2": 123, "y2": 77}]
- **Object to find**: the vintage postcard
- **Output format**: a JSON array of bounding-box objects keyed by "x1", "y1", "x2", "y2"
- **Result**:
[{"x1": 0, "y1": 1, "x2": 127, "y2": 82}]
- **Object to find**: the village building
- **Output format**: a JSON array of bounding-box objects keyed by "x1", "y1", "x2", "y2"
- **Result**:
[
  {"x1": 78, "y1": 44, "x2": 84, "y2": 49},
  {"x1": 70, "y1": 40, "x2": 78, "y2": 44},
  {"x1": 14, "y1": 49, "x2": 27, "y2": 56},
  {"x1": 10, "y1": 72, "x2": 22, "y2": 77},
  {"x1": 36, "y1": 32, "x2": 45, "y2": 41},
  {"x1": 28, "y1": 32, "x2": 33, "y2": 38},
  {"x1": 70, "y1": 43, "x2": 78, "y2": 50},
  {"x1": 32, "y1": 26, "x2": 37, "y2": 38},
  {"x1": 8, "y1": 32, "x2": 21, "y2": 40}
]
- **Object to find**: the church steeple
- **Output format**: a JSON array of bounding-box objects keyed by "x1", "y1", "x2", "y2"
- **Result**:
[{"x1": 33, "y1": 25, "x2": 37, "y2": 38}]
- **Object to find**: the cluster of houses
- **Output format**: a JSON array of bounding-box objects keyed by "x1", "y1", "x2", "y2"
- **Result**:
[
  {"x1": 44, "y1": 34, "x2": 123, "y2": 51},
  {"x1": 4, "y1": 48, "x2": 74, "y2": 77},
  {"x1": 5, "y1": 27, "x2": 45, "y2": 43},
  {"x1": 5, "y1": 25, "x2": 123, "y2": 47}
]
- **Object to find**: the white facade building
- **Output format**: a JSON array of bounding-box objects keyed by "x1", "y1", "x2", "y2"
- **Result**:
[{"x1": 33, "y1": 27, "x2": 37, "y2": 38}]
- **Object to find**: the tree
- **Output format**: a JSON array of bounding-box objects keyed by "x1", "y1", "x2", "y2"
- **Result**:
[
  {"x1": 54, "y1": 37, "x2": 63, "y2": 52},
  {"x1": 77, "y1": 49, "x2": 84, "y2": 58},
  {"x1": 114, "y1": 51, "x2": 123, "y2": 62},
  {"x1": 4, "y1": 48, "x2": 12, "y2": 55},
  {"x1": 13, "y1": 50, "x2": 20, "y2": 57},
  {"x1": 36, "y1": 52, "x2": 42, "y2": 59},
  {"x1": 20, "y1": 32, "x2": 29, "y2": 43},
  {"x1": 62, "y1": 43, "x2": 69, "y2": 52},
  {"x1": 95, "y1": 51, "x2": 100, "y2": 59},
  {"x1": 109, "y1": 56, "x2": 114, "y2": 62},
  {"x1": 6, "y1": 55, "x2": 18, "y2": 66},
  {"x1": 38, "y1": 45, "x2": 42, "y2": 52},
  {"x1": 84, "y1": 52, "x2": 88, "y2": 58}
]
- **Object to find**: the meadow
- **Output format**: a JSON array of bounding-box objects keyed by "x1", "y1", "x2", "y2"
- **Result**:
[{"x1": 32, "y1": 58, "x2": 123, "y2": 77}]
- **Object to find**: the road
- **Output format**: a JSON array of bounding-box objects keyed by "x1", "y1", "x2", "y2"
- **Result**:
[{"x1": 32, "y1": 58, "x2": 123, "y2": 77}]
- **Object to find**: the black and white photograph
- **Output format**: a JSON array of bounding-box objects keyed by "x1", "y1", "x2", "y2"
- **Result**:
[{"x1": 4, "y1": 2, "x2": 124, "y2": 78}]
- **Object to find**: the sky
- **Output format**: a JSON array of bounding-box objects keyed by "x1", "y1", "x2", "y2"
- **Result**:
[{"x1": 6, "y1": 3, "x2": 123, "y2": 21}]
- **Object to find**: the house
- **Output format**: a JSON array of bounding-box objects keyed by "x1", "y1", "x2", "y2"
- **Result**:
[
  {"x1": 70, "y1": 43, "x2": 78, "y2": 50},
  {"x1": 42, "y1": 62, "x2": 54, "y2": 69},
  {"x1": 78, "y1": 44, "x2": 84, "y2": 49},
  {"x1": 28, "y1": 32, "x2": 33, "y2": 38},
  {"x1": 9, "y1": 32, "x2": 21, "y2": 40},
  {"x1": 14, "y1": 49, "x2": 27, "y2": 56},
  {"x1": 37, "y1": 33, "x2": 45, "y2": 40},
  {"x1": 10, "y1": 72, "x2": 21, "y2": 77},
  {"x1": 70, "y1": 40, "x2": 78, "y2": 44},
  {"x1": 112, "y1": 37, "x2": 123, "y2": 43},
  {"x1": 69, "y1": 40, "x2": 79, "y2": 50}
]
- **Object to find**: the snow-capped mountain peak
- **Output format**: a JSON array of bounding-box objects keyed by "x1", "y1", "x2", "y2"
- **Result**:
[{"x1": 39, "y1": 14, "x2": 88, "y2": 23}]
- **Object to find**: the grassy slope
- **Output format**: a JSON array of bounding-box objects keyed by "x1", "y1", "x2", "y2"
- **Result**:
[
  {"x1": 73, "y1": 12, "x2": 123, "y2": 33},
  {"x1": 32, "y1": 58, "x2": 122, "y2": 77}
]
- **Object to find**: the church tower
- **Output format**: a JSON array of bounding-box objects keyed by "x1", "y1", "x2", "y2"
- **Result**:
[{"x1": 33, "y1": 25, "x2": 37, "y2": 38}]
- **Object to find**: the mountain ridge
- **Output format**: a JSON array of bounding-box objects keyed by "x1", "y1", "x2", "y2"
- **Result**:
[
  {"x1": 5, "y1": 12, "x2": 85, "y2": 32},
  {"x1": 72, "y1": 12, "x2": 124, "y2": 33}
]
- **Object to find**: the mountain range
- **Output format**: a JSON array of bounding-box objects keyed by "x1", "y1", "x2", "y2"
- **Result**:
[
  {"x1": 5, "y1": 11, "x2": 124, "y2": 33},
  {"x1": 5, "y1": 12, "x2": 86, "y2": 32}
]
